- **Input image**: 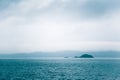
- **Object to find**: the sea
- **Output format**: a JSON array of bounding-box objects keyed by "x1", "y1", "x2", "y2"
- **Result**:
[{"x1": 0, "y1": 58, "x2": 120, "y2": 80}]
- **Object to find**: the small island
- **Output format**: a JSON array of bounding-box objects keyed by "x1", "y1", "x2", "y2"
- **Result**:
[{"x1": 74, "y1": 54, "x2": 94, "y2": 58}]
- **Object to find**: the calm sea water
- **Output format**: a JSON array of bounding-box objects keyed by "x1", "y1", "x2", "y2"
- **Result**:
[{"x1": 0, "y1": 58, "x2": 120, "y2": 80}]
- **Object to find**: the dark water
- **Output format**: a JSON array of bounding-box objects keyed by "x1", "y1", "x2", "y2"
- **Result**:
[{"x1": 0, "y1": 58, "x2": 120, "y2": 80}]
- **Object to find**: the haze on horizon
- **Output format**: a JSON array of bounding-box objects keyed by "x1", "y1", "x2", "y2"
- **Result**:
[{"x1": 0, "y1": 0, "x2": 120, "y2": 53}]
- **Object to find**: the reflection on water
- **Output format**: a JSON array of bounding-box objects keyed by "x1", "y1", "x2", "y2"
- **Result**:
[{"x1": 0, "y1": 58, "x2": 120, "y2": 80}]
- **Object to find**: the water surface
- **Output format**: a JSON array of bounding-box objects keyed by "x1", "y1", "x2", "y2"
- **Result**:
[{"x1": 0, "y1": 58, "x2": 120, "y2": 80}]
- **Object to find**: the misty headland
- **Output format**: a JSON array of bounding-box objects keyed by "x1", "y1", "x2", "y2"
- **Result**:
[{"x1": 0, "y1": 51, "x2": 119, "y2": 59}]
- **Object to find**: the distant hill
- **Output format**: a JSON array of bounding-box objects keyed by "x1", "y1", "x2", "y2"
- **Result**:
[
  {"x1": 75, "y1": 54, "x2": 94, "y2": 58},
  {"x1": 0, "y1": 51, "x2": 120, "y2": 59}
]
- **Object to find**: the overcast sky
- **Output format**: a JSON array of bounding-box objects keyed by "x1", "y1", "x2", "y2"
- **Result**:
[{"x1": 0, "y1": 0, "x2": 120, "y2": 53}]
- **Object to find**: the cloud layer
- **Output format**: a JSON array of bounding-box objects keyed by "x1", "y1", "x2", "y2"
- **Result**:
[{"x1": 0, "y1": 0, "x2": 120, "y2": 53}]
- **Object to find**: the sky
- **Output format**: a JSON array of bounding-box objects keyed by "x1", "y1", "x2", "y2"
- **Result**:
[{"x1": 0, "y1": 0, "x2": 120, "y2": 53}]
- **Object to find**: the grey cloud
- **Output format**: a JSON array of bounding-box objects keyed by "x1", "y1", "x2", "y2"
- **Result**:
[
  {"x1": 82, "y1": 0, "x2": 120, "y2": 18},
  {"x1": 62, "y1": 0, "x2": 120, "y2": 19}
]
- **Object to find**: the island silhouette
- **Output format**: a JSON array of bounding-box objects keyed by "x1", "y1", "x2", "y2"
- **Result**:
[{"x1": 74, "y1": 54, "x2": 94, "y2": 58}]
